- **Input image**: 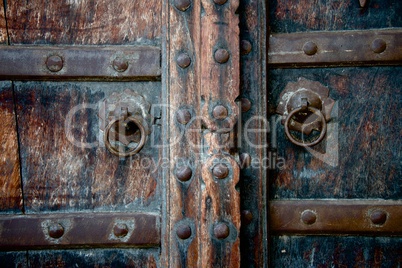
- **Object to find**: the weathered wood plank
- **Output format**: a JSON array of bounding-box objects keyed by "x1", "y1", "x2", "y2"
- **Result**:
[
  {"x1": 163, "y1": 0, "x2": 202, "y2": 266},
  {"x1": 0, "y1": 81, "x2": 23, "y2": 213},
  {"x1": 269, "y1": 67, "x2": 402, "y2": 199},
  {"x1": 6, "y1": 0, "x2": 161, "y2": 45},
  {"x1": 14, "y1": 81, "x2": 161, "y2": 212},
  {"x1": 269, "y1": 0, "x2": 402, "y2": 33},
  {"x1": 271, "y1": 236, "x2": 402, "y2": 267},
  {"x1": 0, "y1": 1, "x2": 7, "y2": 44},
  {"x1": 27, "y1": 249, "x2": 159, "y2": 268},
  {"x1": 0, "y1": 251, "x2": 27, "y2": 268},
  {"x1": 238, "y1": 0, "x2": 268, "y2": 266}
]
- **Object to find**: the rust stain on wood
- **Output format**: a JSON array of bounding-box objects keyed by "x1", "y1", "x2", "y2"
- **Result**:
[
  {"x1": 6, "y1": 0, "x2": 161, "y2": 45},
  {"x1": 0, "y1": 82, "x2": 23, "y2": 212}
]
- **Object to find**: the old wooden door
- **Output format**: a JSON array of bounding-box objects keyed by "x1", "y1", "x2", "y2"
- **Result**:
[{"x1": 0, "y1": 0, "x2": 401, "y2": 267}]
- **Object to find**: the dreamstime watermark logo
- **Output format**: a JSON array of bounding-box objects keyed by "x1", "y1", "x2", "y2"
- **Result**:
[{"x1": 64, "y1": 101, "x2": 339, "y2": 170}]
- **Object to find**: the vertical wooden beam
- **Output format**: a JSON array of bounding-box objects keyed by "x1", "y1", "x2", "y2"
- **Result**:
[
  {"x1": 164, "y1": 0, "x2": 241, "y2": 266},
  {"x1": 163, "y1": 0, "x2": 202, "y2": 266}
]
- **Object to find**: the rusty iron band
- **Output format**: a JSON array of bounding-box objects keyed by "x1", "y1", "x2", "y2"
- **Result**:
[
  {"x1": 268, "y1": 28, "x2": 402, "y2": 68},
  {"x1": 0, "y1": 46, "x2": 161, "y2": 80},
  {"x1": 0, "y1": 212, "x2": 160, "y2": 250},
  {"x1": 270, "y1": 200, "x2": 402, "y2": 235}
]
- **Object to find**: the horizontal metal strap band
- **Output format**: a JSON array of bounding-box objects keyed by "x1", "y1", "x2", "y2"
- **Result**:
[
  {"x1": 268, "y1": 29, "x2": 402, "y2": 68},
  {"x1": 0, "y1": 212, "x2": 160, "y2": 250},
  {"x1": 270, "y1": 199, "x2": 402, "y2": 235},
  {"x1": 0, "y1": 46, "x2": 161, "y2": 80}
]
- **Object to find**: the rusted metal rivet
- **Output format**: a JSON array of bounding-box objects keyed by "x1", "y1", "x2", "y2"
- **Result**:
[
  {"x1": 241, "y1": 210, "x2": 253, "y2": 225},
  {"x1": 113, "y1": 57, "x2": 129, "y2": 72},
  {"x1": 241, "y1": 98, "x2": 252, "y2": 112},
  {"x1": 303, "y1": 41, "x2": 318, "y2": 56},
  {"x1": 239, "y1": 153, "x2": 251, "y2": 169},
  {"x1": 174, "y1": 0, "x2": 191, "y2": 11},
  {"x1": 370, "y1": 210, "x2": 387, "y2": 225},
  {"x1": 176, "y1": 166, "x2": 192, "y2": 182},
  {"x1": 113, "y1": 223, "x2": 129, "y2": 238},
  {"x1": 214, "y1": 49, "x2": 230, "y2": 63},
  {"x1": 176, "y1": 109, "x2": 192, "y2": 125},
  {"x1": 46, "y1": 55, "x2": 63, "y2": 72},
  {"x1": 214, "y1": 222, "x2": 230, "y2": 239},
  {"x1": 371, "y1": 39, "x2": 387, "y2": 54},
  {"x1": 212, "y1": 105, "x2": 228, "y2": 120},
  {"x1": 213, "y1": 0, "x2": 227, "y2": 5},
  {"x1": 177, "y1": 53, "x2": 191, "y2": 69},
  {"x1": 48, "y1": 223, "x2": 64, "y2": 239},
  {"x1": 301, "y1": 210, "x2": 317, "y2": 225},
  {"x1": 176, "y1": 224, "x2": 192, "y2": 239},
  {"x1": 212, "y1": 163, "x2": 229, "y2": 179},
  {"x1": 241, "y1": 40, "x2": 252, "y2": 55}
]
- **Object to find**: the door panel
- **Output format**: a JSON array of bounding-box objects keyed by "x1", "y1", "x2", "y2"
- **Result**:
[
  {"x1": 14, "y1": 81, "x2": 161, "y2": 212},
  {"x1": 271, "y1": 236, "x2": 402, "y2": 267},
  {"x1": 269, "y1": 67, "x2": 401, "y2": 199},
  {"x1": 269, "y1": 0, "x2": 402, "y2": 32},
  {"x1": 6, "y1": 1, "x2": 161, "y2": 45},
  {"x1": 0, "y1": 81, "x2": 22, "y2": 213}
]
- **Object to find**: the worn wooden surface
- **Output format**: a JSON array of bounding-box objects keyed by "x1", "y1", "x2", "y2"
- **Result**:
[
  {"x1": 163, "y1": 0, "x2": 202, "y2": 266},
  {"x1": 269, "y1": 67, "x2": 401, "y2": 199},
  {"x1": 271, "y1": 236, "x2": 402, "y2": 267},
  {"x1": 199, "y1": 0, "x2": 241, "y2": 267},
  {"x1": 238, "y1": 0, "x2": 268, "y2": 267},
  {"x1": 269, "y1": 0, "x2": 402, "y2": 33},
  {"x1": 27, "y1": 249, "x2": 159, "y2": 267},
  {"x1": 0, "y1": 1, "x2": 7, "y2": 44},
  {"x1": 0, "y1": 81, "x2": 22, "y2": 213},
  {"x1": 14, "y1": 81, "x2": 161, "y2": 212},
  {"x1": 6, "y1": 0, "x2": 161, "y2": 45}
]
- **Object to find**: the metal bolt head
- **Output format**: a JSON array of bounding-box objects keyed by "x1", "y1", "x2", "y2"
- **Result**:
[
  {"x1": 241, "y1": 40, "x2": 252, "y2": 55},
  {"x1": 176, "y1": 166, "x2": 192, "y2": 182},
  {"x1": 241, "y1": 210, "x2": 253, "y2": 225},
  {"x1": 239, "y1": 153, "x2": 251, "y2": 169},
  {"x1": 214, "y1": 49, "x2": 230, "y2": 63},
  {"x1": 301, "y1": 210, "x2": 317, "y2": 225},
  {"x1": 113, "y1": 223, "x2": 129, "y2": 238},
  {"x1": 214, "y1": 222, "x2": 230, "y2": 239},
  {"x1": 303, "y1": 41, "x2": 318, "y2": 56},
  {"x1": 176, "y1": 109, "x2": 192, "y2": 125},
  {"x1": 177, "y1": 53, "x2": 191, "y2": 69},
  {"x1": 371, "y1": 39, "x2": 387, "y2": 54},
  {"x1": 176, "y1": 224, "x2": 192, "y2": 239},
  {"x1": 113, "y1": 57, "x2": 129, "y2": 72},
  {"x1": 241, "y1": 98, "x2": 252, "y2": 112},
  {"x1": 48, "y1": 223, "x2": 64, "y2": 239},
  {"x1": 212, "y1": 105, "x2": 228, "y2": 120},
  {"x1": 212, "y1": 163, "x2": 229, "y2": 179},
  {"x1": 213, "y1": 0, "x2": 227, "y2": 5},
  {"x1": 370, "y1": 210, "x2": 387, "y2": 225},
  {"x1": 174, "y1": 0, "x2": 191, "y2": 11},
  {"x1": 46, "y1": 55, "x2": 63, "y2": 72}
]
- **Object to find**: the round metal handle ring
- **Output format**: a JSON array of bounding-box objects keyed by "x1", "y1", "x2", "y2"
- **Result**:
[
  {"x1": 104, "y1": 116, "x2": 147, "y2": 157},
  {"x1": 284, "y1": 106, "x2": 327, "y2": 147}
]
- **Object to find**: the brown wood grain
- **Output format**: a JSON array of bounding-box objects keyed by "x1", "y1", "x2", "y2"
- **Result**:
[
  {"x1": 199, "y1": 0, "x2": 241, "y2": 266},
  {"x1": 14, "y1": 82, "x2": 161, "y2": 212},
  {"x1": 0, "y1": 81, "x2": 23, "y2": 212},
  {"x1": 6, "y1": 0, "x2": 161, "y2": 45},
  {"x1": 163, "y1": 0, "x2": 202, "y2": 266},
  {"x1": 0, "y1": 0, "x2": 7, "y2": 44}
]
